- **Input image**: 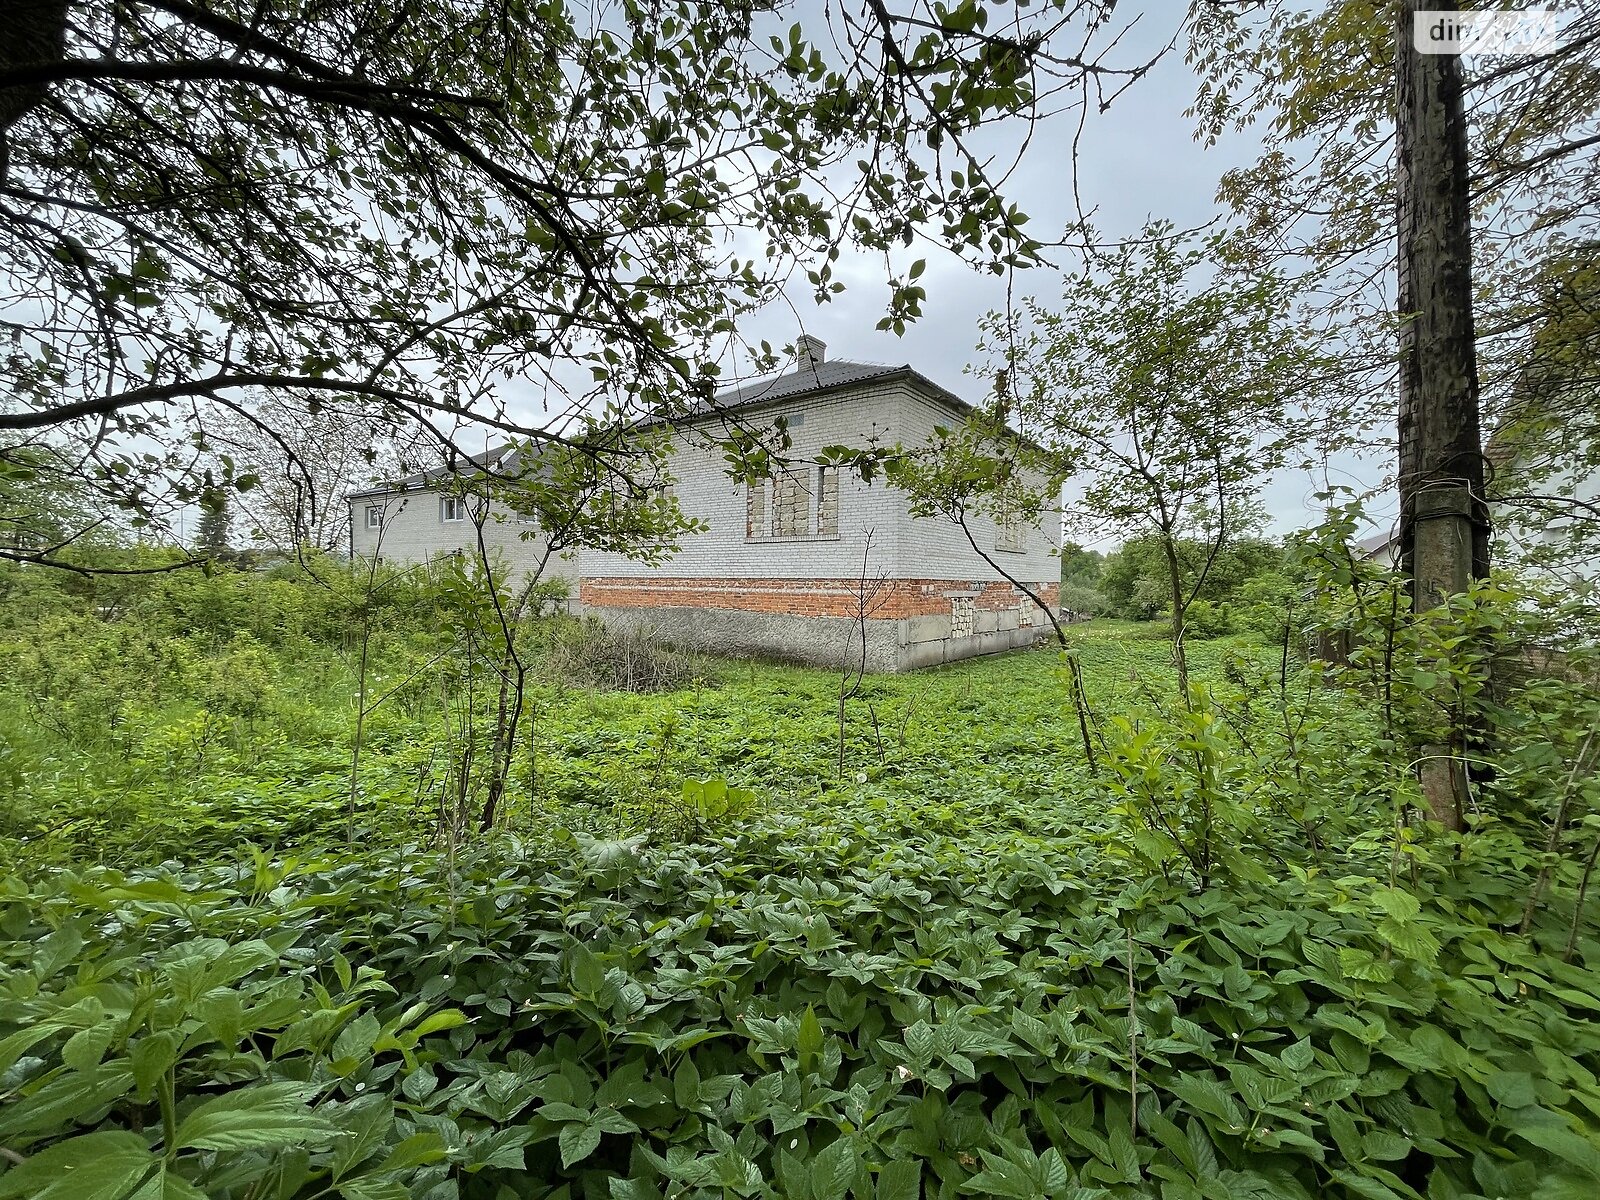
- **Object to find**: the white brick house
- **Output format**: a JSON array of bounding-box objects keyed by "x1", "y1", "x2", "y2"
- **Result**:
[{"x1": 349, "y1": 338, "x2": 1060, "y2": 671}]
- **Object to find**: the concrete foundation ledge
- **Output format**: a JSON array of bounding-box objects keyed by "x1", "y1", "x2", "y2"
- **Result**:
[{"x1": 586, "y1": 605, "x2": 1047, "y2": 673}]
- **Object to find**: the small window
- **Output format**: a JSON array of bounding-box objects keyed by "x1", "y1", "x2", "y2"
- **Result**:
[
  {"x1": 365, "y1": 505, "x2": 382, "y2": 530},
  {"x1": 441, "y1": 496, "x2": 466, "y2": 523},
  {"x1": 995, "y1": 492, "x2": 1027, "y2": 553}
]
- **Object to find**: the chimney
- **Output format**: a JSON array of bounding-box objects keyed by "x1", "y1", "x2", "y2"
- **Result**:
[{"x1": 795, "y1": 334, "x2": 826, "y2": 368}]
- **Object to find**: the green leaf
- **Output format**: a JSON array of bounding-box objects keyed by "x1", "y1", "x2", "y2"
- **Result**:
[
  {"x1": 339, "y1": 1181, "x2": 411, "y2": 1200},
  {"x1": 962, "y1": 1152, "x2": 1035, "y2": 1199},
  {"x1": 798, "y1": 1006, "x2": 825, "y2": 1066},
  {"x1": 0, "y1": 1064, "x2": 134, "y2": 1138},
  {"x1": 0, "y1": 1026, "x2": 57, "y2": 1076},
  {"x1": 877, "y1": 1158, "x2": 920, "y2": 1200},
  {"x1": 0, "y1": 1132, "x2": 151, "y2": 1200},
  {"x1": 904, "y1": 1020, "x2": 935, "y2": 1066},
  {"x1": 130, "y1": 1033, "x2": 178, "y2": 1095},
  {"x1": 194, "y1": 991, "x2": 244, "y2": 1049},
  {"x1": 1168, "y1": 1075, "x2": 1245, "y2": 1130},
  {"x1": 173, "y1": 1082, "x2": 330, "y2": 1151},
  {"x1": 377, "y1": 1131, "x2": 448, "y2": 1172},
  {"x1": 332, "y1": 1013, "x2": 381, "y2": 1065},
  {"x1": 1282, "y1": 1038, "x2": 1315, "y2": 1072},
  {"x1": 674, "y1": 1055, "x2": 701, "y2": 1108},
  {"x1": 157, "y1": 1168, "x2": 210, "y2": 1200},
  {"x1": 331, "y1": 1095, "x2": 394, "y2": 1179},
  {"x1": 1369, "y1": 888, "x2": 1420, "y2": 922},
  {"x1": 1010, "y1": 1010, "x2": 1053, "y2": 1053},
  {"x1": 569, "y1": 945, "x2": 605, "y2": 997},
  {"x1": 559, "y1": 1120, "x2": 602, "y2": 1169},
  {"x1": 410, "y1": 1009, "x2": 468, "y2": 1039},
  {"x1": 33, "y1": 928, "x2": 84, "y2": 982},
  {"x1": 1488, "y1": 1072, "x2": 1539, "y2": 1109},
  {"x1": 61, "y1": 1023, "x2": 117, "y2": 1073},
  {"x1": 811, "y1": 1136, "x2": 856, "y2": 1200},
  {"x1": 611, "y1": 1179, "x2": 664, "y2": 1200},
  {"x1": 1509, "y1": 1113, "x2": 1600, "y2": 1180}
]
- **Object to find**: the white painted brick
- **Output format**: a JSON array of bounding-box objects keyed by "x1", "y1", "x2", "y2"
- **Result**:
[{"x1": 347, "y1": 372, "x2": 1059, "y2": 599}]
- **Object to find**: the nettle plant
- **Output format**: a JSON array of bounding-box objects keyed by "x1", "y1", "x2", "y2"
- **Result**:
[
  {"x1": 5, "y1": 809, "x2": 1600, "y2": 1200},
  {"x1": 0, "y1": 863, "x2": 466, "y2": 1200}
]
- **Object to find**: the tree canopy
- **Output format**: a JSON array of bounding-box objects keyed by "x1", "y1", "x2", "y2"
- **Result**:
[
  {"x1": 1188, "y1": 1, "x2": 1600, "y2": 444},
  {"x1": 0, "y1": 0, "x2": 1170, "y2": 569},
  {"x1": 977, "y1": 221, "x2": 1328, "y2": 689}
]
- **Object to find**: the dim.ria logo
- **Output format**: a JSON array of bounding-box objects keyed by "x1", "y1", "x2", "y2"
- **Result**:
[{"x1": 1413, "y1": 8, "x2": 1573, "y2": 56}]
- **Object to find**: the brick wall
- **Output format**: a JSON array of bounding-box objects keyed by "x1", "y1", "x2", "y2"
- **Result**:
[
  {"x1": 578, "y1": 375, "x2": 1061, "y2": 586},
  {"x1": 581, "y1": 576, "x2": 1057, "y2": 619}
]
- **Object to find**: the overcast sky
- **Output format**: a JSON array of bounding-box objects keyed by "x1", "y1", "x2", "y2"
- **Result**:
[{"x1": 732, "y1": 6, "x2": 1396, "y2": 547}]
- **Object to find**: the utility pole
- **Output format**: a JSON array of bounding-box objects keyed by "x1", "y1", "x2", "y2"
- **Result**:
[{"x1": 1395, "y1": 0, "x2": 1492, "y2": 829}]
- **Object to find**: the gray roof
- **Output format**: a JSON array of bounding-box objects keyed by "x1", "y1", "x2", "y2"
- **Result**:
[
  {"x1": 695, "y1": 358, "x2": 906, "y2": 412},
  {"x1": 349, "y1": 356, "x2": 1016, "y2": 499},
  {"x1": 690, "y1": 358, "x2": 1046, "y2": 452},
  {"x1": 347, "y1": 443, "x2": 527, "y2": 500},
  {"x1": 1355, "y1": 528, "x2": 1399, "y2": 557}
]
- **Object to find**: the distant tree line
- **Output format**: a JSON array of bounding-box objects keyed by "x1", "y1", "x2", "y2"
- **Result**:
[{"x1": 1060, "y1": 534, "x2": 1302, "y2": 638}]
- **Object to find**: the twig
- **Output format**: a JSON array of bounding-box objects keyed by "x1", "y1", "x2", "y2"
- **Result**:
[
  {"x1": 1566, "y1": 826, "x2": 1600, "y2": 963},
  {"x1": 1521, "y1": 723, "x2": 1599, "y2": 937}
]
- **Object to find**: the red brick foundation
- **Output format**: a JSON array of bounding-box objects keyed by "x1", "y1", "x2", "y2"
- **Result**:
[{"x1": 580, "y1": 577, "x2": 1058, "y2": 619}]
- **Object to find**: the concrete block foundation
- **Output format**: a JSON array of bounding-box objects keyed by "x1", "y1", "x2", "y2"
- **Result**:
[{"x1": 581, "y1": 575, "x2": 1057, "y2": 673}]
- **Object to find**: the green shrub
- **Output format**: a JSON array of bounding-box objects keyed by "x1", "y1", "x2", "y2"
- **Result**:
[
  {"x1": 1060, "y1": 584, "x2": 1109, "y2": 619},
  {"x1": 1182, "y1": 598, "x2": 1233, "y2": 639}
]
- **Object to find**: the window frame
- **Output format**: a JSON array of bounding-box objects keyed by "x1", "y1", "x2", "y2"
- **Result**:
[
  {"x1": 993, "y1": 492, "x2": 1029, "y2": 554},
  {"x1": 816, "y1": 465, "x2": 839, "y2": 537},
  {"x1": 440, "y1": 495, "x2": 467, "y2": 524},
  {"x1": 364, "y1": 504, "x2": 383, "y2": 531}
]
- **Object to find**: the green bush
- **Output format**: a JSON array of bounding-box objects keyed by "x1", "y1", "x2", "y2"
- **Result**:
[
  {"x1": 1060, "y1": 584, "x2": 1109, "y2": 619},
  {"x1": 1181, "y1": 598, "x2": 1233, "y2": 640}
]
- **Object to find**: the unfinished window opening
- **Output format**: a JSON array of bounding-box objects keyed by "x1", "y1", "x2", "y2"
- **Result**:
[
  {"x1": 746, "y1": 479, "x2": 767, "y2": 539},
  {"x1": 816, "y1": 466, "x2": 839, "y2": 536},
  {"x1": 951, "y1": 595, "x2": 976, "y2": 637},
  {"x1": 772, "y1": 469, "x2": 810, "y2": 538},
  {"x1": 994, "y1": 493, "x2": 1027, "y2": 553}
]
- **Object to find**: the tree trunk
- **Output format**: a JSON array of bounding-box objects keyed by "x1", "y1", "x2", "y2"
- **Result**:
[
  {"x1": 0, "y1": 0, "x2": 66, "y2": 181},
  {"x1": 479, "y1": 654, "x2": 523, "y2": 832},
  {"x1": 1395, "y1": 0, "x2": 1491, "y2": 830}
]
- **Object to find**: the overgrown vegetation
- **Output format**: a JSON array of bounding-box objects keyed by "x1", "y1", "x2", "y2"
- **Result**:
[{"x1": 2, "y1": 544, "x2": 1599, "y2": 1198}]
